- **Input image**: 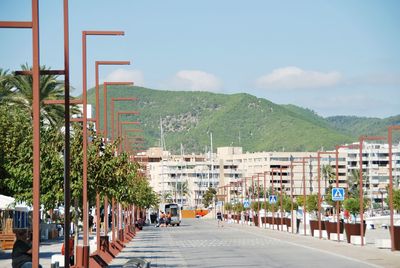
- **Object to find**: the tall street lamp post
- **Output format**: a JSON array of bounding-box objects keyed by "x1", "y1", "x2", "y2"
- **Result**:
[
  {"x1": 81, "y1": 30, "x2": 124, "y2": 267},
  {"x1": 334, "y1": 144, "x2": 358, "y2": 242},
  {"x1": 317, "y1": 151, "x2": 336, "y2": 239},
  {"x1": 0, "y1": 2, "x2": 71, "y2": 266},
  {"x1": 93, "y1": 61, "x2": 130, "y2": 261},
  {"x1": 279, "y1": 166, "x2": 289, "y2": 231},
  {"x1": 111, "y1": 98, "x2": 138, "y2": 140},
  {"x1": 359, "y1": 136, "x2": 385, "y2": 246},
  {"x1": 388, "y1": 125, "x2": 400, "y2": 251}
]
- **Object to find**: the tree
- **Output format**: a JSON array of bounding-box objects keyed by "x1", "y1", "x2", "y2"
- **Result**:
[
  {"x1": 0, "y1": 68, "x2": 13, "y2": 105},
  {"x1": 175, "y1": 180, "x2": 190, "y2": 205},
  {"x1": 233, "y1": 202, "x2": 245, "y2": 214},
  {"x1": 386, "y1": 189, "x2": 400, "y2": 213},
  {"x1": 322, "y1": 164, "x2": 335, "y2": 188},
  {"x1": 281, "y1": 194, "x2": 297, "y2": 212},
  {"x1": 343, "y1": 197, "x2": 368, "y2": 223},
  {"x1": 306, "y1": 194, "x2": 319, "y2": 217},
  {"x1": 202, "y1": 187, "x2": 216, "y2": 208},
  {"x1": 347, "y1": 169, "x2": 362, "y2": 198},
  {"x1": 224, "y1": 202, "x2": 233, "y2": 212},
  {"x1": 9, "y1": 64, "x2": 66, "y2": 127}
]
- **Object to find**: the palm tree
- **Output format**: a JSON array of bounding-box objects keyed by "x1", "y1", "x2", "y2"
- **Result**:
[
  {"x1": 347, "y1": 169, "x2": 367, "y2": 198},
  {"x1": 322, "y1": 164, "x2": 335, "y2": 190},
  {"x1": 176, "y1": 180, "x2": 190, "y2": 206},
  {"x1": 0, "y1": 68, "x2": 13, "y2": 105},
  {"x1": 9, "y1": 64, "x2": 66, "y2": 127},
  {"x1": 161, "y1": 192, "x2": 173, "y2": 203}
]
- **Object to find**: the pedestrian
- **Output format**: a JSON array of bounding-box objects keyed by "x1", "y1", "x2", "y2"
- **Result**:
[
  {"x1": 12, "y1": 229, "x2": 43, "y2": 268},
  {"x1": 89, "y1": 214, "x2": 94, "y2": 234},
  {"x1": 61, "y1": 233, "x2": 75, "y2": 265},
  {"x1": 166, "y1": 212, "x2": 172, "y2": 227},
  {"x1": 159, "y1": 211, "x2": 166, "y2": 227},
  {"x1": 217, "y1": 211, "x2": 223, "y2": 227}
]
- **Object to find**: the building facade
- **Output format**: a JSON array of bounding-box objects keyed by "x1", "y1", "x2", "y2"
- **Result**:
[{"x1": 138, "y1": 142, "x2": 400, "y2": 210}]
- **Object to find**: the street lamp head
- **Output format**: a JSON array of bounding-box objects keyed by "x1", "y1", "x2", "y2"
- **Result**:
[
  {"x1": 104, "y1": 81, "x2": 134, "y2": 86},
  {"x1": 83, "y1": 30, "x2": 125, "y2": 36},
  {"x1": 96, "y1": 60, "x2": 130, "y2": 66}
]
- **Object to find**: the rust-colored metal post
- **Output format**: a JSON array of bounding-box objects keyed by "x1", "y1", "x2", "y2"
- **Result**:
[
  {"x1": 335, "y1": 147, "x2": 341, "y2": 242},
  {"x1": 359, "y1": 136, "x2": 385, "y2": 246},
  {"x1": 102, "y1": 83, "x2": 133, "y2": 247},
  {"x1": 317, "y1": 152, "x2": 322, "y2": 239},
  {"x1": 264, "y1": 172, "x2": 267, "y2": 228},
  {"x1": 103, "y1": 82, "x2": 133, "y2": 140},
  {"x1": 116, "y1": 111, "x2": 140, "y2": 146},
  {"x1": 388, "y1": 126, "x2": 400, "y2": 251},
  {"x1": 302, "y1": 158, "x2": 307, "y2": 235},
  {"x1": 280, "y1": 167, "x2": 284, "y2": 230},
  {"x1": 257, "y1": 174, "x2": 260, "y2": 227},
  {"x1": 95, "y1": 62, "x2": 130, "y2": 254},
  {"x1": 62, "y1": 1, "x2": 71, "y2": 266},
  {"x1": 359, "y1": 138, "x2": 364, "y2": 246},
  {"x1": 271, "y1": 170, "x2": 275, "y2": 230},
  {"x1": 111, "y1": 98, "x2": 137, "y2": 140},
  {"x1": 82, "y1": 31, "x2": 124, "y2": 268},
  {"x1": 290, "y1": 160, "x2": 294, "y2": 234},
  {"x1": 32, "y1": 1, "x2": 40, "y2": 265},
  {"x1": 95, "y1": 61, "x2": 130, "y2": 133}
]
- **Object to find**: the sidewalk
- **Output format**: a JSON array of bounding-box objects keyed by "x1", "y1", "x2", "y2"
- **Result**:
[
  {"x1": 222, "y1": 219, "x2": 400, "y2": 268},
  {"x1": 109, "y1": 226, "x2": 187, "y2": 267}
]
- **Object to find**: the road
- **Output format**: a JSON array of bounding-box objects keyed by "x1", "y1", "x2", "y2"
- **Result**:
[{"x1": 110, "y1": 219, "x2": 399, "y2": 268}]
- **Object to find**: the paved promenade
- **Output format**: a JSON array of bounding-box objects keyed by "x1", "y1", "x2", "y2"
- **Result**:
[
  {"x1": 109, "y1": 218, "x2": 400, "y2": 268},
  {"x1": 1, "y1": 219, "x2": 399, "y2": 267}
]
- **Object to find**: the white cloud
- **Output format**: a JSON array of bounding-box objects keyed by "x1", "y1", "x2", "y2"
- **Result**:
[
  {"x1": 256, "y1": 66, "x2": 342, "y2": 90},
  {"x1": 103, "y1": 68, "x2": 144, "y2": 86},
  {"x1": 169, "y1": 70, "x2": 222, "y2": 92}
]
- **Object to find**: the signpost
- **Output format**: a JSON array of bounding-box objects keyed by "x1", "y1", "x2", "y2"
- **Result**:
[
  {"x1": 269, "y1": 195, "x2": 277, "y2": 204},
  {"x1": 243, "y1": 199, "x2": 250, "y2": 208},
  {"x1": 332, "y1": 188, "x2": 345, "y2": 201}
]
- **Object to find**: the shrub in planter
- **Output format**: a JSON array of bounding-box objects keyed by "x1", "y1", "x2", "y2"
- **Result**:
[
  {"x1": 233, "y1": 202, "x2": 245, "y2": 223},
  {"x1": 343, "y1": 197, "x2": 368, "y2": 243}
]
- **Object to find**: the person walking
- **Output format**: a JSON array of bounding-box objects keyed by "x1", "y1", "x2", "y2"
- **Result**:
[{"x1": 217, "y1": 211, "x2": 223, "y2": 227}]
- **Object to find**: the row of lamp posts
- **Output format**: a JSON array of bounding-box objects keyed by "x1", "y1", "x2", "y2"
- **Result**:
[
  {"x1": 218, "y1": 130, "x2": 399, "y2": 251},
  {"x1": 0, "y1": 1, "x2": 144, "y2": 267}
]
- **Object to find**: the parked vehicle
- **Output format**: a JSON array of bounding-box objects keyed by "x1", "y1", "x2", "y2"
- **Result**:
[{"x1": 159, "y1": 203, "x2": 181, "y2": 226}]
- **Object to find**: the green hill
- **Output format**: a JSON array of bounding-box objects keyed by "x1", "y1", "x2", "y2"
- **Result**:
[
  {"x1": 325, "y1": 115, "x2": 400, "y2": 137},
  {"x1": 86, "y1": 85, "x2": 396, "y2": 153}
]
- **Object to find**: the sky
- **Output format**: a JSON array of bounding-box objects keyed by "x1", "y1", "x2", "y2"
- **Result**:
[{"x1": 1, "y1": 0, "x2": 399, "y2": 118}]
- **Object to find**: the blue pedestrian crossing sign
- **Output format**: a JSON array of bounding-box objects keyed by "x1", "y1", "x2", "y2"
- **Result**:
[
  {"x1": 332, "y1": 187, "x2": 345, "y2": 201},
  {"x1": 243, "y1": 199, "x2": 250, "y2": 208},
  {"x1": 269, "y1": 195, "x2": 277, "y2": 204}
]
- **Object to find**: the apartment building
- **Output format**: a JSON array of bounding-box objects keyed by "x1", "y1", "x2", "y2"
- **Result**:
[{"x1": 138, "y1": 142, "x2": 400, "y2": 209}]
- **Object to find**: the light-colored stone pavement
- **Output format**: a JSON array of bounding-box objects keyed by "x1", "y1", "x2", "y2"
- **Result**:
[
  {"x1": 109, "y1": 218, "x2": 400, "y2": 268},
  {"x1": 1, "y1": 220, "x2": 399, "y2": 267}
]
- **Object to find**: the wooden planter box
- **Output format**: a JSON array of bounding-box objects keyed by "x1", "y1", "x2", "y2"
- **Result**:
[
  {"x1": 325, "y1": 221, "x2": 344, "y2": 240},
  {"x1": 309, "y1": 220, "x2": 326, "y2": 237},
  {"x1": 344, "y1": 223, "x2": 366, "y2": 243},
  {"x1": 390, "y1": 226, "x2": 400, "y2": 250},
  {"x1": 254, "y1": 215, "x2": 259, "y2": 226}
]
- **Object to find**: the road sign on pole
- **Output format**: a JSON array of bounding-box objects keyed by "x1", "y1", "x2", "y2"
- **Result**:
[
  {"x1": 269, "y1": 195, "x2": 277, "y2": 204},
  {"x1": 243, "y1": 199, "x2": 250, "y2": 208},
  {"x1": 332, "y1": 187, "x2": 345, "y2": 201}
]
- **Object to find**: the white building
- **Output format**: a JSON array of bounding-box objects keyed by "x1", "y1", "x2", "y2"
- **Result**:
[{"x1": 138, "y1": 142, "x2": 400, "y2": 210}]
